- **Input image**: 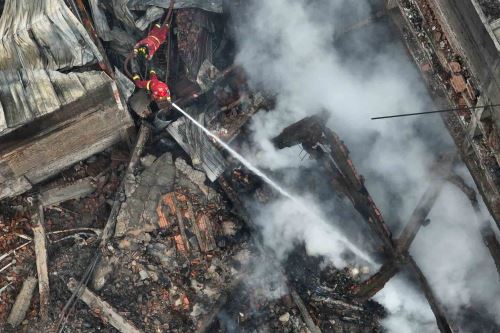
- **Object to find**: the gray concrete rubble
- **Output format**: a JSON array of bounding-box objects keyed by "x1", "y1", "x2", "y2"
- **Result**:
[{"x1": 115, "y1": 153, "x2": 176, "y2": 237}]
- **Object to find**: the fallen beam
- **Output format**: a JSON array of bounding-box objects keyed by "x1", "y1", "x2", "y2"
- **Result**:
[
  {"x1": 100, "y1": 122, "x2": 151, "y2": 246},
  {"x1": 7, "y1": 276, "x2": 38, "y2": 327},
  {"x1": 67, "y1": 278, "x2": 143, "y2": 333},
  {"x1": 291, "y1": 289, "x2": 323, "y2": 333},
  {"x1": 353, "y1": 158, "x2": 453, "y2": 300},
  {"x1": 73, "y1": 0, "x2": 114, "y2": 77},
  {"x1": 33, "y1": 202, "x2": 50, "y2": 322},
  {"x1": 40, "y1": 177, "x2": 96, "y2": 207},
  {"x1": 407, "y1": 257, "x2": 453, "y2": 333},
  {"x1": 273, "y1": 116, "x2": 454, "y2": 333},
  {"x1": 447, "y1": 173, "x2": 500, "y2": 277},
  {"x1": 91, "y1": 122, "x2": 151, "y2": 290},
  {"x1": 397, "y1": 164, "x2": 451, "y2": 253}
]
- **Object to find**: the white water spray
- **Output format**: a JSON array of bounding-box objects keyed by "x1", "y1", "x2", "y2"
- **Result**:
[{"x1": 171, "y1": 102, "x2": 374, "y2": 263}]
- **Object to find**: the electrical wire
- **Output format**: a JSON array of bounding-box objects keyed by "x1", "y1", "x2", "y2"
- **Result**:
[{"x1": 371, "y1": 104, "x2": 500, "y2": 120}]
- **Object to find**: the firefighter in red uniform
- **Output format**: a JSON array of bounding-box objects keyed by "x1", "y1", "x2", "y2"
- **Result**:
[
  {"x1": 134, "y1": 23, "x2": 169, "y2": 60},
  {"x1": 133, "y1": 70, "x2": 171, "y2": 102}
]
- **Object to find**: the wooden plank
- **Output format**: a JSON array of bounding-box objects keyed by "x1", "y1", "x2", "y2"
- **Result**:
[
  {"x1": 33, "y1": 216, "x2": 50, "y2": 322},
  {"x1": 167, "y1": 115, "x2": 226, "y2": 181},
  {"x1": 6, "y1": 276, "x2": 38, "y2": 327},
  {"x1": 0, "y1": 69, "x2": 111, "y2": 138},
  {"x1": 3, "y1": 97, "x2": 130, "y2": 181},
  {"x1": 40, "y1": 177, "x2": 96, "y2": 206},
  {"x1": 0, "y1": 176, "x2": 32, "y2": 200},
  {"x1": 67, "y1": 278, "x2": 143, "y2": 333},
  {"x1": 0, "y1": 80, "x2": 114, "y2": 151}
]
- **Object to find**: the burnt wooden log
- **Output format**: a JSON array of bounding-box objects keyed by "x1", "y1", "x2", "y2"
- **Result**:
[{"x1": 67, "y1": 278, "x2": 143, "y2": 333}]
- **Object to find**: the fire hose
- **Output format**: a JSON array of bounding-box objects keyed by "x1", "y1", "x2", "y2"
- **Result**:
[{"x1": 123, "y1": 0, "x2": 176, "y2": 79}]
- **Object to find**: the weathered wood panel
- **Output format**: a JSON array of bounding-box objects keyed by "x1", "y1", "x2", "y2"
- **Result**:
[
  {"x1": 0, "y1": 0, "x2": 102, "y2": 71},
  {"x1": 4, "y1": 96, "x2": 130, "y2": 180},
  {"x1": 0, "y1": 82, "x2": 134, "y2": 199},
  {"x1": 0, "y1": 70, "x2": 112, "y2": 136}
]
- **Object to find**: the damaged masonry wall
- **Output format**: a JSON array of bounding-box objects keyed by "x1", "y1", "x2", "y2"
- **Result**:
[{"x1": 387, "y1": 0, "x2": 500, "y2": 228}]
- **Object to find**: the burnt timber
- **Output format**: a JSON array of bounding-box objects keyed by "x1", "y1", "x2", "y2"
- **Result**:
[{"x1": 272, "y1": 114, "x2": 477, "y2": 333}]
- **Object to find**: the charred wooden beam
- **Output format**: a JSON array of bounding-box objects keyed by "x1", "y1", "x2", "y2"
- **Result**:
[
  {"x1": 271, "y1": 112, "x2": 330, "y2": 149},
  {"x1": 291, "y1": 289, "x2": 323, "y2": 333},
  {"x1": 272, "y1": 115, "x2": 454, "y2": 333},
  {"x1": 67, "y1": 278, "x2": 143, "y2": 333},
  {"x1": 100, "y1": 123, "x2": 151, "y2": 246},
  {"x1": 447, "y1": 173, "x2": 500, "y2": 277},
  {"x1": 351, "y1": 260, "x2": 400, "y2": 300},
  {"x1": 273, "y1": 114, "x2": 395, "y2": 250},
  {"x1": 407, "y1": 257, "x2": 454, "y2": 333},
  {"x1": 73, "y1": 0, "x2": 114, "y2": 78},
  {"x1": 91, "y1": 123, "x2": 151, "y2": 290},
  {"x1": 396, "y1": 157, "x2": 455, "y2": 255},
  {"x1": 40, "y1": 177, "x2": 96, "y2": 207}
]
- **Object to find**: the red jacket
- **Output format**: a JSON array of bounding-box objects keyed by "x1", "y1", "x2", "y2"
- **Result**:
[
  {"x1": 133, "y1": 71, "x2": 171, "y2": 101},
  {"x1": 134, "y1": 24, "x2": 169, "y2": 60}
]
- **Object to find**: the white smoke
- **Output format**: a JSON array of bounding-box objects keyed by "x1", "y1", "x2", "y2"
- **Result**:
[{"x1": 229, "y1": 0, "x2": 500, "y2": 331}]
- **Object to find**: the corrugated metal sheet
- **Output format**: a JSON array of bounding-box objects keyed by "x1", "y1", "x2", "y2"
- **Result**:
[
  {"x1": 167, "y1": 106, "x2": 225, "y2": 181},
  {"x1": 0, "y1": 0, "x2": 102, "y2": 71}
]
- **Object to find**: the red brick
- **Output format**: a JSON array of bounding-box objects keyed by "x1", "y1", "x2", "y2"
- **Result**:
[
  {"x1": 421, "y1": 63, "x2": 432, "y2": 72},
  {"x1": 449, "y1": 61, "x2": 461, "y2": 73},
  {"x1": 450, "y1": 74, "x2": 467, "y2": 93},
  {"x1": 466, "y1": 80, "x2": 477, "y2": 101}
]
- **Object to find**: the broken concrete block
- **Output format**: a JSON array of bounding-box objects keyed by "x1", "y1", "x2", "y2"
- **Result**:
[
  {"x1": 175, "y1": 158, "x2": 210, "y2": 197},
  {"x1": 115, "y1": 153, "x2": 176, "y2": 237},
  {"x1": 92, "y1": 256, "x2": 119, "y2": 291},
  {"x1": 141, "y1": 154, "x2": 157, "y2": 168},
  {"x1": 279, "y1": 312, "x2": 290, "y2": 323}
]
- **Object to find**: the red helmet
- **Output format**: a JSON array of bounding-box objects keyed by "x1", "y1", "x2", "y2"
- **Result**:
[{"x1": 151, "y1": 81, "x2": 171, "y2": 101}]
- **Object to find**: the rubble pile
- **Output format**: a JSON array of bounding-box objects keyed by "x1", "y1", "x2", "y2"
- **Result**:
[
  {"x1": 0, "y1": 2, "x2": 389, "y2": 331},
  {"x1": 1, "y1": 0, "x2": 498, "y2": 332},
  {"x1": 478, "y1": 0, "x2": 500, "y2": 19}
]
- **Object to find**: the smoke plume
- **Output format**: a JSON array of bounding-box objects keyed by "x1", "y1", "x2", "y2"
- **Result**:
[{"x1": 229, "y1": 0, "x2": 500, "y2": 331}]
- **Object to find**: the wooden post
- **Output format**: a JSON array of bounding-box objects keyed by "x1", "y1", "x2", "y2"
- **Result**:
[
  {"x1": 33, "y1": 201, "x2": 50, "y2": 322},
  {"x1": 67, "y1": 278, "x2": 143, "y2": 333}
]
